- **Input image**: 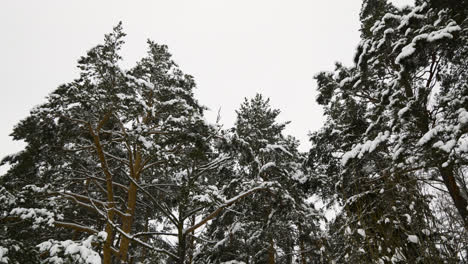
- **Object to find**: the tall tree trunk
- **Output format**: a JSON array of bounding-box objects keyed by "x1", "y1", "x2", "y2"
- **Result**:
[
  {"x1": 118, "y1": 181, "x2": 138, "y2": 262},
  {"x1": 177, "y1": 215, "x2": 187, "y2": 264},
  {"x1": 188, "y1": 215, "x2": 195, "y2": 264},
  {"x1": 178, "y1": 234, "x2": 186, "y2": 264},
  {"x1": 118, "y1": 152, "x2": 142, "y2": 262},
  {"x1": 439, "y1": 164, "x2": 468, "y2": 227},
  {"x1": 90, "y1": 126, "x2": 116, "y2": 264},
  {"x1": 298, "y1": 224, "x2": 307, "y2": 264},
  {"x1": 286, "y1": 236, "x2": 293, "y2": 264},
  {"x1": 267, "y1": 237, "x2": 275, "y2": 264}
]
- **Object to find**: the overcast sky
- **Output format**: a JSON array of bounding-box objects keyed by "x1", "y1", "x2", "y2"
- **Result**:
[{"x1": 0, "y1": 0, "x2": 412, "y2": 173}]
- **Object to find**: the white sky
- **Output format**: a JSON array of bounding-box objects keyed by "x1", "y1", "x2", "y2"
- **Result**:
[{"x1": 0, "y1": 0, "x2": 412, "y2": 173}]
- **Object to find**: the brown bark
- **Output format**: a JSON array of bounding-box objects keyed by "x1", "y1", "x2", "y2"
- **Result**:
[
  {"x1": 439, "y1": 164, "x2": 468, "y2": 227},
  {"x1": 267, "y1": 237, "x2": 275, "y2": 264},
  {"x1": 118, "y1": 151, "x2": 142, "y2": 262},
  {"x1": 89, "y1": 124, "x2": 116, "y2": 264},
  {"x1": 54, "y1": 221, "x2": 98, "y2": 235}
]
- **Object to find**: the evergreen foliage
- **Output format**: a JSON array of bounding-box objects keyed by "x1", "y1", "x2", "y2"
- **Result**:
[
  {"x1": 309, "y1": 0, "x2": 468, "y2": 262},
  {"x1": 1, "y1": 0, "x2": 468, "y2": 262},
  {"x1": 197, "y1": 94, "x2": 321, "y2": 263}
]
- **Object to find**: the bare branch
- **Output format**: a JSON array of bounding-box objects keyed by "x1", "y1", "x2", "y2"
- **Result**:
[
  {"x1": 183, "y1": 186, "x2": 267, "y2": 235},
  {"x1": 123, "y1": 171, "x2": 179, "y2": 226},
  {"x1": 54, "y1": 221, "x2": 98, "y2": 235},
  {"x1": 133, "y1": 232, "x2": 178, "y2": 238}
]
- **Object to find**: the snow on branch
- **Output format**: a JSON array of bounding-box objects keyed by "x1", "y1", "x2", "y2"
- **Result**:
[
  {"x1": 263, "y1": 144, "x2": 293, "y2": 157},
  {"x1": 395, "y1": 22, "x2": 461, "y2": 65},
  {"x1": 342, "y1": 131, "x2": 390, "y2": 165},
  {"x1": 37, "y1": 233, "x2": 107, "y2": 264},
  {"x1": 183, "y1": 185, "x2": 268, "y2": 236}
]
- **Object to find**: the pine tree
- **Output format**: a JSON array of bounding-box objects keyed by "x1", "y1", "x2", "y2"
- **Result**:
[
  {"x1": 1, "y1": 24, "x2": 278, "y2": 264},
  {"x1": 0, "y1": 24, "x2": 216, "y2": 264},
  {"x1": 351, "y1": 0, "x2": 468, "y2": 229},
  {"x1": 198, "y1": 94, "x2": 321, "y2": 263},
  {"x1": 308, "y1": 0, "x2": 468, "y2": 262}
]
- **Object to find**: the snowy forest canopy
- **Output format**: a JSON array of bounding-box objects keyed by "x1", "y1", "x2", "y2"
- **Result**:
[{"x1": 1, "y1": 0, "x2": 468, "y2": 263}]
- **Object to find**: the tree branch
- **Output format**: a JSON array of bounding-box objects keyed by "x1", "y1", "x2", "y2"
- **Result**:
[{"x1": 183, "y1": 186, "x2": 267, "y2": 235}]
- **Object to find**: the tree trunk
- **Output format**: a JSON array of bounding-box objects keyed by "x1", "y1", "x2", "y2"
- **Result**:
[
  {"x1": 187, "y1": 215, "x2": 195, "y2": 264},
  {"x1": 267, "y1": 237, "x2": 275, "y2": 264},
  {"x1": 118, "y1": 152, "x2": 142, "y2": 262},
  {"x1": 286, "y1": 237, "x2": 293, "y2": 264},
  {"x1": 91, "y1": 128, "x2": 116, "y2": 264},
  {"x1": 102, "y1": 212, "x2": 115, "y2": 262},
  {"x1": 178, "y1": 236, "x2": 186, "y2": 264},
  {"x1": 439, "y1": 164, "x2": 468, "y2": 227},
  {"x1": 298, "y1": 224, "x2": 307, "y2": 264},
  {"x1": 118, "y1": 181, "x2": 138, "y2": 262},
  {"x1": 177, "y1": 220, "x2": 187, "y2": 264}
]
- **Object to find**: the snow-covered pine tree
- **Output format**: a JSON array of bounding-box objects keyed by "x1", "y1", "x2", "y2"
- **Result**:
[
  {"x1": 198, "y1": 94, "x2": 321, "y2": 264},
  {"x1": 308, "y1": 0, "x2": 468, "y2": 262},
  {"x1": 0, "y1": 23, "x2": 246, "y2": 264},
  {"x1": 310, "y1": 64, "x2": 444, "y2": 263},
  {"x1": 352, "y1": 0, "x2": 468, "y2": 227}
]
